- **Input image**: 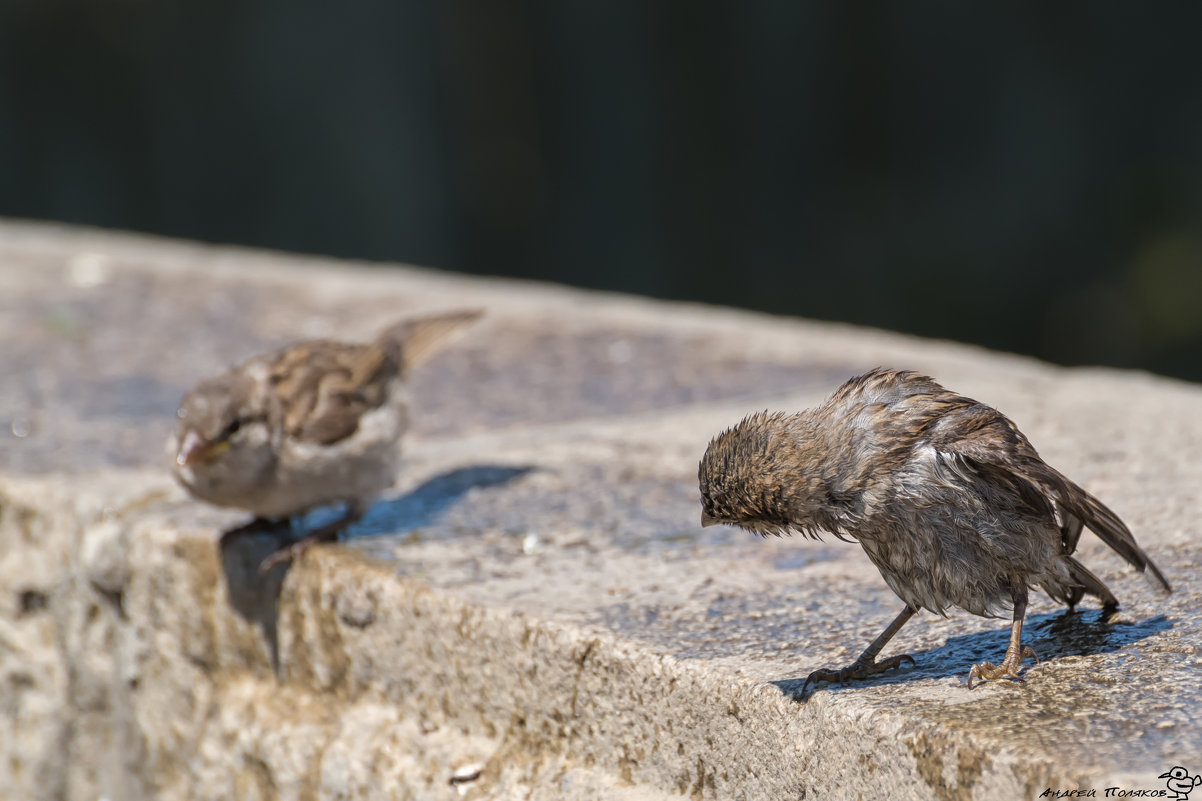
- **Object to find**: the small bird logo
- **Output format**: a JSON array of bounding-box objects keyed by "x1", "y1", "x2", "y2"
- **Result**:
[{"x1": 1160, "y1": 766, "x2": 1202, "y2": 800}]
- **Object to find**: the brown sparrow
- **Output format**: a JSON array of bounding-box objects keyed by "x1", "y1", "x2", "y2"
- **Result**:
[
  {"x1": 170, "y1": 310, "x2": 481, "y2": 570},
  {"x1": 698, "y1": 368, "x2": 1171, "y2": 690}
]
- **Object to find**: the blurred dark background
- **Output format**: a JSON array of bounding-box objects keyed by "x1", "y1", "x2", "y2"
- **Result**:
[{"x1": 3, "y1": 3, "x2": 1201, "y2": 380}]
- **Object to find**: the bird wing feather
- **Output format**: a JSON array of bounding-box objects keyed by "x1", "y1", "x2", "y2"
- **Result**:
[
  {"x1": 928, "y1": 401, "x2": 1171, "y2": 593},
  {"x1": 268, "y1": 340, "x2": 397, "y2": 446}
]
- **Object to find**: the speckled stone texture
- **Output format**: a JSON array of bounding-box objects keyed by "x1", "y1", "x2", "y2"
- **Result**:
[{"x1": 1, "y1": 220, "x2": 1198, "y2": 801}]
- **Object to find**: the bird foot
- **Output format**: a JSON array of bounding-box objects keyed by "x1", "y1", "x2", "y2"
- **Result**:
[
  {"x1": 258, "y1": 537, "x2": 317, "y2": 574},
  {"x1": 257, "y1": 516, "x2": 351, "y2": 574},
  {"x1": 258, "y1": 528, "x2": 346, "y2": 574},
  {"x1": 967, "y1": 645, "x2": 1038, "y2": 688},
  {"x1": 802, "y1": 653, "x2": 915, "y2": 695}
]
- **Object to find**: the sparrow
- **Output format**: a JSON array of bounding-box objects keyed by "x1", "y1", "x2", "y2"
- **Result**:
[
  {"x1": 169, "y1": 309, "x2": 482, "y2": 571},
  {"x1": 698, "y1": 368, "x2": 1171, "y2": 690}
]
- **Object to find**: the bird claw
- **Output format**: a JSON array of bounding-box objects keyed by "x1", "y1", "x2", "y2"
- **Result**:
[
  {"x1": 967, "y1": 645, "x2": 1038, "y2": 689},
  {"x1": 254, "y1": 509, "x2": 359, "y2": 574},
  {"x1": 801, "y1": 653, "x2": 915, "y2": 695},
  {"x1": 258, "y1": 537, "x2": 317, "y2": 574}
]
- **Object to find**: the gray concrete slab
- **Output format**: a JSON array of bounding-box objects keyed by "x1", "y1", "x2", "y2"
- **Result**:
[{"x1": 1, "y1": 220, "x2": 1199, "y2": 800}]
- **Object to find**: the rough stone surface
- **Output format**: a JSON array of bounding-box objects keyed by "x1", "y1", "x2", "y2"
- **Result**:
[{"x1": 1, "y1": 220, "x2": 1199, "y2": 800}]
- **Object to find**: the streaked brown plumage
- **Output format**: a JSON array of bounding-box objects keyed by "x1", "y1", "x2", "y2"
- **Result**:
[
  {"x1": 698, "y1": 368, "x2": 1171, "y2": 689},
  {"x1": 170, "y1": 310, "x2": 481, "y2": 571}
]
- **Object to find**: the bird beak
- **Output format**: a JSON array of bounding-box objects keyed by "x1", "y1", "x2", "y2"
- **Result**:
[
  {"x1": 701, "y1": 512, "x2": 720, "y2": 528},
  {"x1": 176, "y1": 430, "x2": 211, "y2": 467}
]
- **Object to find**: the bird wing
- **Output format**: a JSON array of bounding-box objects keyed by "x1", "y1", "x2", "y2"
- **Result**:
[
  {"x1": 928, "y1": 401, "x2": 1171, "y2": 593},
  {"x1": 267, "y1": 340, "x2": 398, "y2": 446}
]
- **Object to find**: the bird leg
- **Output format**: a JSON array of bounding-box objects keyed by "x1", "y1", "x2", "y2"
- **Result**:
[
  {"x1": 967, "y1": 583, "x2": 1039, "y2": 688},
  {"x1": 258, "y1": 503, "x2": 365, "y2": 574},
  {"x1": 802, "y1": 605, "x2": 917, "y2": 694}
]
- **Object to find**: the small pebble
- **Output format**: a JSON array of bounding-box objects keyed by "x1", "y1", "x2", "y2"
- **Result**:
[{"x1": 449, "y1": 763, "x2": 483, "y2": 785}]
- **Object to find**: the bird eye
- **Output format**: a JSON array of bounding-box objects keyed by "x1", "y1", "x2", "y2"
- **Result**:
[{"x1": 221, "y1": 418, "x2": 244, "y2": 439}]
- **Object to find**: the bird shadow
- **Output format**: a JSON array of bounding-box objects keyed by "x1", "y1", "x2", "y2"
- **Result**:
[
  {"x1": 218, "y1": 527, "x2": 291, "y2": 674},
  {"x1": 772, "y1": 608, "x2": 1174, "y2": 701},
  {"x1": 346, "y1": 464, "x2": 536, "y2": 539},
  {"x1": 216, "y1": 463, "x2": 535, "y2": 672}
]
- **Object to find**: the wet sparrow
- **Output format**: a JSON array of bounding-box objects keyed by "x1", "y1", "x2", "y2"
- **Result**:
[
  {"x1": 699, "y1": 368, "x2": 1171, "y2": 690},
  {"x1": 170, "y1": 309, "x2": 481, "y2": 570}
]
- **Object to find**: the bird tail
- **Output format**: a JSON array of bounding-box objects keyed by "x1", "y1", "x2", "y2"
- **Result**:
[
  {"x1": 1044, "y1": 464, "x2": 1172, "y2": 595},
  {"x1": 1076, "y1": 487, "x2": 1172, "y2": 595},
  {"x1": 1048, "y1": 556, "x2": 1120, "y2": 613},
  {"x1": 376, "y1": 309, "x2": 483, "y2": 375}
]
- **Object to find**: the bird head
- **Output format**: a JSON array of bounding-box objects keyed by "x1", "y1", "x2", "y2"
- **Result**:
[
  {"x1": 170, "y1": 368, "x2": 277, "y2": 495},
  {"x1": 698, "y1": 410, "x2": 828, "y2": 538},
  {"x1": 1159, "y1": 767, "x2": 1201, "y2": 792}
]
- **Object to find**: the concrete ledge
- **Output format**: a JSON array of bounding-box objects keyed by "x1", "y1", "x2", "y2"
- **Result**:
[
  {"x1": 1, "y1": 220, "x2": 1199, "y2": 800},
  {"x1": 0, "y1": 476, "x2": 1087, "y2": 800}
]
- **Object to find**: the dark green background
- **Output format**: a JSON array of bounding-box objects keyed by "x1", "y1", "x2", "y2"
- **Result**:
[{"x1": 3, "y1": 3, "x2": 1201, "y2": 379}]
